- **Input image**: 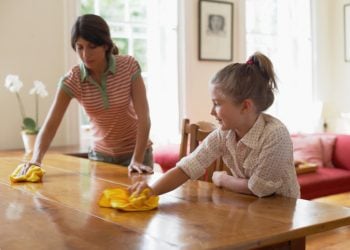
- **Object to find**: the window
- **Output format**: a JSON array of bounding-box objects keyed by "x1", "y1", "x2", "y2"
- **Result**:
[
  {"x1": 80, "y1": 0, "x2": 179, "y2": 146},
  {"x1": 246, "y1": 0, "x2": 322, "y2": 133}
]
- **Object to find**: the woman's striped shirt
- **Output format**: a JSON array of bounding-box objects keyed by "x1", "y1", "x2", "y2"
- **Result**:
[{"x1": 60, "y1": 55, "x2": 144, "y2": 157}]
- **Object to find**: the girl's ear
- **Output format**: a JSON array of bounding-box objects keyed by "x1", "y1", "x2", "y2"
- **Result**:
[{"x1": 241, "y1": 99, "x2": 255, "y2": 113}]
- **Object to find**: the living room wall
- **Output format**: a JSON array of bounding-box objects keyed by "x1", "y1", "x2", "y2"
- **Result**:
[
  {"x1": 313, "y1": 0, "x2": 350, "y2": 133},
  {"x1": 179, "y1": 0, "x2": 245, "y2": 124},
  {"x1": 0, "y1": 0, "x2": 79, "y2": 150},
  {"x1": 0, "y1": 0, "x2": 349, "y2": 151},
  {"x1": 183, "y1": 0, "x2": 350, "y2": 134}
]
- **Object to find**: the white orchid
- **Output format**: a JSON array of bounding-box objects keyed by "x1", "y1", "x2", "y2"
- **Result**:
[
  {"x1": 29, "y1": 80, "x2": 48, "y2": 97},
  {"x1": 5, "y1": 74, "x2": 23, "y2": 93},
  {"x1": 4, "y1": 74, "x2": 48, "y2": 134}
]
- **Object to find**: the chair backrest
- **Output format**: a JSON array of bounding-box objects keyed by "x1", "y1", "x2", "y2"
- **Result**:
[
  {"x1": 189, "y1": 121, "x2": 217, "y2": 152},
  {"x1": 179, "y1": 118, "x2": 225, "y2": 182},
  {"x1": 179, "y1": 118, "x2": 191, "y2": 159}
]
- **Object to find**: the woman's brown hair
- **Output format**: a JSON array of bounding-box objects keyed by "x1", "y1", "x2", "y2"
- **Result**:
[
  {"x1": 211, "y1": 52, "x2": 277, "y2": 112},
  {"x1": 71, "y1": 14, "x2": 118, "y2": 56}
]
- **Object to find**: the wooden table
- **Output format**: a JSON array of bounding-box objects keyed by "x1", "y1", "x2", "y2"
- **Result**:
[
  {"x1": 307, "y1": 192, "x2": 350, "y2": 250},
  {"x1": 313, "y1": 192, "x2": 350, "y2": 208},
  {"x1": 1, "y1": 153, "x2": 350, "y2": 250}
]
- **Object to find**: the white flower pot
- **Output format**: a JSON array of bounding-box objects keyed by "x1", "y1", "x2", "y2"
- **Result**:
[{"x1": 21, "y1": 131, "x2": 37, "y2": 154}]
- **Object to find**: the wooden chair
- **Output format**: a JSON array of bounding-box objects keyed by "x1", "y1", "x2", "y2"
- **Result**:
[
  {"x1": 179, "y1": 118, "x2": 191, "y2": 159},
  {"x1": 179, "y1": 118, "x2": 225, "y2": 182}
]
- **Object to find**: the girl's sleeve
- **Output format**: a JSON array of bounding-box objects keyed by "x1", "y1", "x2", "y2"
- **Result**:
[
  {"x1": 248, "y1": 127, "x2": 293, "y2": 197},
  {"x1": 176, "y1": 130, "x2": 224, "y2": 179}
]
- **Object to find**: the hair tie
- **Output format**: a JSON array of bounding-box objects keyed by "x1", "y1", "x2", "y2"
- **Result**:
[{"x1": 246, "y1": 59, "x2": 254, "y2": 65}]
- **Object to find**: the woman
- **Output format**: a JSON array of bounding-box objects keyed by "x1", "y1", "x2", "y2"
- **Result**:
[{"x1": 20, "y1": 14, "x2": 153, "y2": 175}]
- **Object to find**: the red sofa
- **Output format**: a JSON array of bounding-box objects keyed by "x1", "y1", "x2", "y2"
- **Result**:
[
  {"x1": 153, "y1": 144, "x2": 180, "y2": 173},
  {"x1": 297, "y1": 134, "x2": 350, "y2": 199},
  {"x1": 154, "y1": 134, "x2": 350, "y2": 200}
]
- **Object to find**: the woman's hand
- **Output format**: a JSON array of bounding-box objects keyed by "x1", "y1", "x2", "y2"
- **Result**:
[
  {"x1": 212, "y1": 171, "x2": 227, "y2": 187},
  {"x1": 128, "y1": 181, "x2": 154, "y2": 196},
  {"x1": 18, "y1": 162, "x2": 41, "y2": 176},
  {"x1": 128, "y1": 161, "x2": 153, "y2": 175}
]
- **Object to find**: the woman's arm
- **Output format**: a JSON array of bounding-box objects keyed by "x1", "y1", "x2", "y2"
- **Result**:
[
  {"x1": 30, "y1": 88, "x2": 72, "y2": 165},
  {"x1": 130, "y1": 75, "x2": 151, "y2": 168}
]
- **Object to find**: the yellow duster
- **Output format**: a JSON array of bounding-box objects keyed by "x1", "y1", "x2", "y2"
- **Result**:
[
  {"x1": 10, "y1": 163, "x2": 45, "y2": 183},
  {"x1": 99, "y1": 187, "x2": 159, "y2": 211}
]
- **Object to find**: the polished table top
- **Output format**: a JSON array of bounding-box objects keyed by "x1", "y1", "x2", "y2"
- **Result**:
[{"x1": 1, "y1": 152, "x2": 350, "y2": 249}]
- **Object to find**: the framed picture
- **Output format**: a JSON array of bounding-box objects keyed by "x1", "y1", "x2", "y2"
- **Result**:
[
  {"x1": 345, "y1": 4, "x2": 350, "y2": 62},
  {"x1": 199, "y1": 0, "x2": 233, "y2": 61}
]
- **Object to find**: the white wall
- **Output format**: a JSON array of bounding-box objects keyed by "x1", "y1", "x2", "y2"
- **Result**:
[
  {"x1": 180, "y1": 0, "x2": 350, "y2": 133},
  {"x1": 313, "y1": 0, "x2": 350, "y2": 133},
  {"x1": 0, "y1": 0, "x2": 79, "y2": 150},
  {"x1": 1, "y1": 0, "x2": 349, "y2": 151},
  {"x1": 179, "y1": 0, "x2": 245, "y2": 125}
]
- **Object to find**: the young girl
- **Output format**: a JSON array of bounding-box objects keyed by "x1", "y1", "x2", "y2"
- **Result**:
[{"x1": 130, "y1": 52, "x2": 300, "y2": 198}]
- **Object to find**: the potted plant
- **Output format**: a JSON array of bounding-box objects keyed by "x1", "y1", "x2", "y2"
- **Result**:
[{"x1": 4, "y1": 74, "x2": 48, "y2": 153}]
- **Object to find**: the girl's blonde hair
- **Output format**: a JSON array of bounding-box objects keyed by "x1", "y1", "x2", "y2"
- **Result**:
[{"x1": 211, "y1": 52, "x2": 277, "y2": 112}]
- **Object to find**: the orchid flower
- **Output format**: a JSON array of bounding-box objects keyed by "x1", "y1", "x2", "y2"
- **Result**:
[
  {"x1": 4, "y1": 74, "x2": 26, "y2": 120},
  {"x1": 29, "y1": 80, "x2": 48, "y2": 127},
  {"x1": 29, "y1": 80, "x2": 48, "y2": 97},
  {"x1": 5, "y1": 74, "x2": 23, "y2": 92},
  {"x1": 4, "y1": 75, "x2": 48, "y2": 134}
]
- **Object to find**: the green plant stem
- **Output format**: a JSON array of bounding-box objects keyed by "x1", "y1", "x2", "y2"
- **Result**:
[
  {"x1": 15, "y1": 92, "x2": 26, "y2": 120},
  {"x1": 35, "y1": 94, "x2": 38, "y2": 129}
]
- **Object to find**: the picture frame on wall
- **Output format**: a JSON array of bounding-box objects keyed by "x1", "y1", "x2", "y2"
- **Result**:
[
  {"x1": 199, "y1": 0, "x2": 233, "y2": 61},
  {"x1": 345, "y1": 4, "x2": 350, "y2": 62}
]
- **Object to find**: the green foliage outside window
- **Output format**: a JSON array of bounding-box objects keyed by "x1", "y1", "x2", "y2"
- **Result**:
[
  {"x1": 79, "y1": 0, "x2": 149, "y2": 125},
  {"x1": 81, "y1": 0, "x2": 94, "y2": 14},
  {"x1": 129, "y1": 0, "x2": 147, "y2": 22},
  {"x1": 80, "y1": 0, "x2": 147, "y2": 70},
  {"x1": 113, "y1": 38, "x2": 128, "y2": 55},
  {"x1": 100, "y1": 0, "x2": 125, "y2": 22},
  {"x1": 133, "y1": 39, "x2": 147, "y2": 71}
]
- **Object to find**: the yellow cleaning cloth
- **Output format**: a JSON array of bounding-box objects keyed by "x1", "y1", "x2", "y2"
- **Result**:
[
  {"x1": 10, "y1": 163, "x2": 45, "y2": 183},
  {"x1": 98, "y1": 188, "x2": 159, "y2": 211}
]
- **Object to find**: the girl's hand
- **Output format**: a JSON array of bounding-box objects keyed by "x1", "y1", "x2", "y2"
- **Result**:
[
  {"x1": 128, "y1": 181, "x2": 154, "y2": 196},
  {"x1": 128, "y1": 161, "x2": 153, "y2": 176},
  {"x1": 212, "y1": 171, "x2": 227, "y2": 187}
]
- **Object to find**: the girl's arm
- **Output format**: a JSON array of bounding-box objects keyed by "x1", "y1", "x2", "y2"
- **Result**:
[
  {"x1": 212, "y1": 171, "x2": 253, "y2": 195},
  {"x1": 129, "y1": 74, "x2": 151, "y2": 172},
  {"x1": 129, "y1": 167, "x2": 190, "y2": 196}
]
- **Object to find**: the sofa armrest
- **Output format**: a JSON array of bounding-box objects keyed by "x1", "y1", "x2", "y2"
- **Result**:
[{"x1": 333, "y1": 134, "x2": 350, "y2": 170}]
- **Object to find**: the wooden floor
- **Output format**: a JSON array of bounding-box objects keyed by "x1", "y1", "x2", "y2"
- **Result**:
[{"x1": 307, "y1": 192, "x2": 350, "y2": 250}]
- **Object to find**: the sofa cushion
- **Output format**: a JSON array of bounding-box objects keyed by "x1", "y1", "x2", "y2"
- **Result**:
[
  {"x1": 333, "y1": 134, "x2": 350, "y2": 171},
  {"x1": 298, "y1": 167, "x2": 350, "y2": 199},
  {"x1": 318, "y1": 134, "x2": 336, "y2": 167},
  {"x1": 291, "y1": 134, "x2": 337, "y2": 167},
  {"x1": 291, "y1": 135, "x2": 323, "y2": 167}
]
